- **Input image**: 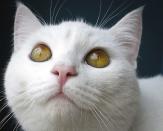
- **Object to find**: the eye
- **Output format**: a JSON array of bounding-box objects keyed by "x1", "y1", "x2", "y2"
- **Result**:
[
  {"x1": 30, "y1": 43, "x2": 52, "y2": 62},
  {"x1": 85, "y1": 49, "x2": 110, "y2": 68}
]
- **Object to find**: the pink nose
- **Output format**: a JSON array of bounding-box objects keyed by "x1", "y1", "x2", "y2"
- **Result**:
[{"x1": 51, "y1": 65, "x2": 77, "y2": 87}]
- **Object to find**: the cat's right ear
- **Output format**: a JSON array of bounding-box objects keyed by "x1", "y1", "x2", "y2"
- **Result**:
[{"x1": 14, "y1": 2, "x2": 42, "y2": 52}]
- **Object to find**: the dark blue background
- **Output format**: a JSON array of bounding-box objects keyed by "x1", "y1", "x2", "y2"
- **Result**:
[{"x1": 0, "y1": 0, "x2": 163, "y2": 130}]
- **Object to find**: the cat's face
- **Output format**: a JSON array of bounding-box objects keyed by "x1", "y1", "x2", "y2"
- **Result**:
[{"x1": 4, "y1": 3, "x2": 143, "y2": 131}]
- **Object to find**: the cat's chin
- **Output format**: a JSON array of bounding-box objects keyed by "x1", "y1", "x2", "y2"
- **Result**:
[
  {"x1": 48, "y1": 92, "x2": 70, "y2": 101},
  {"x1": 47, "y1": 92, "x2": 79, "y2": 108}
]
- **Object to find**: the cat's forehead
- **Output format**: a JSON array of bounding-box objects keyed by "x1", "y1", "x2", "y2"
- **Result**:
[
  {"x1": 40, "y1": 21, "x2": 105, "y2": 38},
  {"x1": 30, "y1": 21, "x2": 112, "y2": 48}
]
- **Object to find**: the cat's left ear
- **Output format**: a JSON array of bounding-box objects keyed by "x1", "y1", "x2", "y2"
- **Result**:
[
  {"x1": 110, "y1": 7, "x2": 144, "y2": 68},
  {"x1": 14, "y1": 3, "x2": 42, "y2": 52}
]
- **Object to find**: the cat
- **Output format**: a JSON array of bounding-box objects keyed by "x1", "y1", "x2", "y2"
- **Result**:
[{"x1": 3, "y1": 2, "x2": 163, "y2": 131}]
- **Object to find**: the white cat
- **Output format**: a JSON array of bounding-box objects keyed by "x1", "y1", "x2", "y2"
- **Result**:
[{"x1": 4, "y1": 3, "x2": 163, "y2": 131}]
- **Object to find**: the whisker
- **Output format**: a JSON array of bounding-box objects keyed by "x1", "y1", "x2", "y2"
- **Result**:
[
  {"x1": 13, "y1": 99, "x2": 31, "y2": 112},
  {"x1": 100, "y1": 0, "x2": 134, "y2": 27},
  {"x1": 27, "y1": 85, "x2": 55, "y2": 100},
  {"x1": 89, "y1": 107, "x2": 104, "y2": 131},
  {"x1": 98, "y1": 0, "x2": 114, "y2": 26},
  {"x1": 11, "y1": 90, "x2": 37, "y2": 111},
  {"x1": 35, "y1": 14, "x2": 47, "y2": 25},
  {"x1": 106, "y1": 0, "x2": 129, "y2": 18},
  {"x1": 29, "y1": 6, "x2": 47, "y2": 25},
  {"x1": 99, "y1": 0, "x2": 129, "y2": 27},
  {"x1": 101, "y1": 97, "x2": 129, "y2": 121},
  {"x1": 94, "y1": 104, "x2": 114, "y2": 129},
  {"x1": 7, "y1": 82, "x2": 56, "y2": 111},
  {"x1": 54, "y1": 0, "x2": 67, "y2": 24},
  {"x1": 69, "y1": 89, "x2": 98, "y2": 104},
  {"x1": 92, "y1": 107, "x2": 110, "y2": 130},
  {"x1": 0, "y1": 112, "x2": 13, "y2": 125},
  {"x1": 0, "y1": 104, "x2": 8, "y2": 113},
  {"x1": 13, "y1": 122, "x2": 20, "y2": 131},
  {"x1": 52, "y1": 0, "x2": 60, "y2": 24},
  {"x1": 49, "y1": 0, "x2": 53, "y2": 24},
  {"x1": 82, "y1": 84, "x2": 101, "y2": 95},
  {"x1": 77, "y1": 87, "x2": 100, "y2": 101},
  {"x1": 0, "y1": 113, "x2": 14, "y2": 130},
  {"x1": 95, "y1": 0, "x2": 102, "y2": 26},
  {"x1": 0, "y1": 97, "x2": 6, "y2": 102},
  {"x1": 23, "y1": 91, "x2": 38, "y2": 109},
  {"x1": 13, "y1": 96, "x2": 37, "y2": 122}
]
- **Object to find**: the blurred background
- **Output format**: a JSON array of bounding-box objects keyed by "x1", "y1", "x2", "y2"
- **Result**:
[{"x1": 0, "y1": 0, "x2": 163, "y2": 130}]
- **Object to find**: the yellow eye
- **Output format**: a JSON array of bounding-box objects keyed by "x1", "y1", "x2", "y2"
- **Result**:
[
  {"x1": 85, "y1": 49, "x2": 110, "y2": 68},
  {"x1": 30, "y1": 43, "x2": 52, "y2": 62}
]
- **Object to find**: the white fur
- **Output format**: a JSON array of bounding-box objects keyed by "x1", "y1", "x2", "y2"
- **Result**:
[
  {"x1": 4, "y1": 3, "x2": 162, "y2": 131},
  {"x1": 132, "y1": 75, "x2": 163, "y2": 131}
]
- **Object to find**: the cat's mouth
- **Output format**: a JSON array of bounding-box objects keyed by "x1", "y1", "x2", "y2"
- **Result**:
[
  {"x1": 47, "y1": 92, "x2": 79, "y2": 108},
  {"x1": 49, "y1": 92, "x2": 69, "y2": 100}
]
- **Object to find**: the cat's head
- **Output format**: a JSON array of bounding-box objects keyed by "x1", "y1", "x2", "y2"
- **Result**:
[{"x1": 5, "y1": 3, "x2": 143, "y2": 131}]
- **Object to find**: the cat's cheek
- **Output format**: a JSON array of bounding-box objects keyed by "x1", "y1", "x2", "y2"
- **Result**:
[{"x1": 4, "y1": 65, "x2": 20, "y2": 104}]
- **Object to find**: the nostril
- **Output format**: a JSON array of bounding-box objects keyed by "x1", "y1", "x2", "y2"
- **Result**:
[
  {"x1": 67, "y1": 68, "x2": 77, "y2": 76},
  {"x1": 53, "y1": 70, "x2": 59, "y2": 76},
  {"x1": 67, "y1": 72, "x2": 71, "y2": 77},
  {"x1": 51, "y1": 65, "x2": 77, "y2": 77},
  {"x1": 67, "y1": 71, "x2": 76, "y2": 77}
]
